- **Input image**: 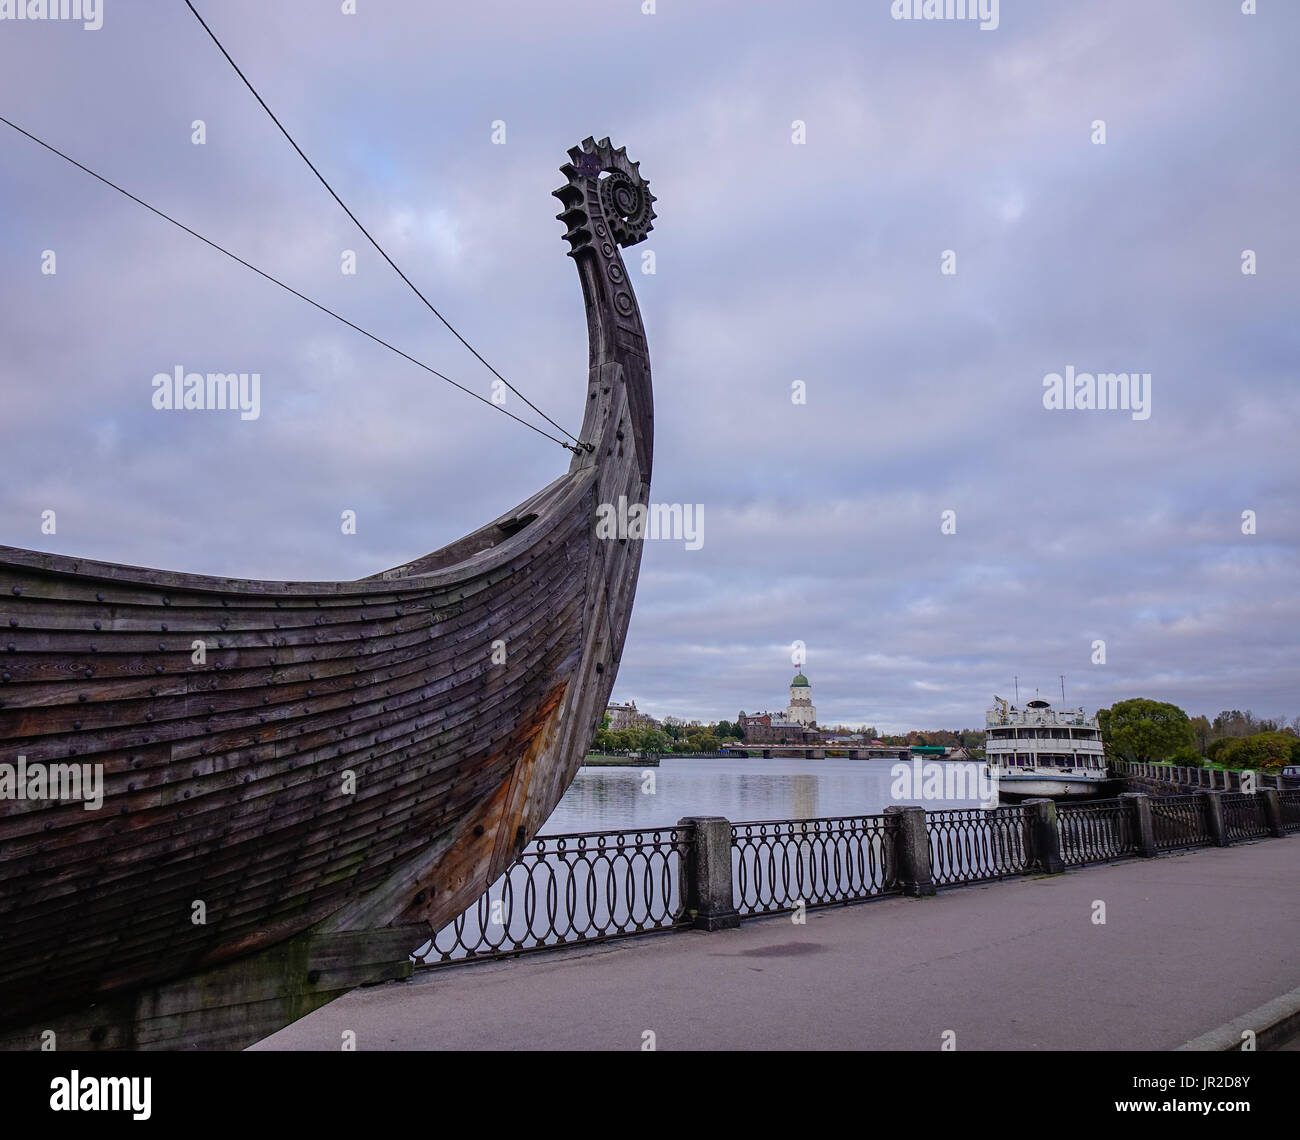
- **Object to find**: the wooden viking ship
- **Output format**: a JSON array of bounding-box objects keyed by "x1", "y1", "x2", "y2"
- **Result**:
[{"x1": 0, "y1": 137, "x2": 656, "y2": 1049}]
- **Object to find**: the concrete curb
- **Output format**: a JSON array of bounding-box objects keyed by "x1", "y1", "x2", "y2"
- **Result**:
[{"x1": 1175, "y1": 985, "x2": 1300, "y2": 1052}]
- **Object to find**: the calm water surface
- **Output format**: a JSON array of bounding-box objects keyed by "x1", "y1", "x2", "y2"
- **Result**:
[{"x1": 540, "y1": 757, "x2": 986, "y2": 834}]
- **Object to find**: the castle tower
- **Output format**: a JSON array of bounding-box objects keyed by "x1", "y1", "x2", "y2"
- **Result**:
[{"x1": 787, "y1": 673, "x2": 816, "y2": 727}]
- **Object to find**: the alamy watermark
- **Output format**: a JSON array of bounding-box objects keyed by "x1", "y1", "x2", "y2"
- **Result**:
[
  {"x1": 49, "y1": 1070, "x2": 150, "y2": 1120},
  {"x1": 890, "y1": 757, "x2": 997, "y2": 808},
  {"x1": 152, "y1": 366, "x2": 261, "y2": 420},
  {"x1": 890, "y1": 0, "x2": 999, "y2": 31},
  {"x1": 0, "y1": 755, "x2": 103, "y2": 810},
  {"x1": 1042, "y1": 366, "x2": 1151, "y2": 421},
  {"x1": 595, "y1": 496, "x2": 703, "y2": 550},
  {"x1": 0, "y1": 0, "x2": 102, "y2": 30}
]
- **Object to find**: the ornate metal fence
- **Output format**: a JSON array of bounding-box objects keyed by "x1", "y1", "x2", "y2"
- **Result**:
[
  {"x1": 412, "y1": 825, "x2": 691, "y2": 966},
  {"x1": 927, "y1": 806, "x2": 1036, "y2": 885},
  {"x1": 1221, "y1": 792, "x2": 1269, "y2": 840},
  {"x1": 1057, "y1": 799, "x2": 1136, "y2": 865},
  {"x1": 1280, "y1": 790, "x2": 1300, "y2": 834},
  {"x1": 1150, "y1": 794, "x2": 1210, "y2": 851},
  {"x1": 731, "y1": 815, "x2": 895, "y2": 916},
  {"x1": 415, "y1": 791, "x2": 1295, "y2": 970}
]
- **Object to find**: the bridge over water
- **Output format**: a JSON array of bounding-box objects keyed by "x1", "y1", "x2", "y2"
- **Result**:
[{"x1": 722, "y1": 744, "x2": 922, "y2": 761}]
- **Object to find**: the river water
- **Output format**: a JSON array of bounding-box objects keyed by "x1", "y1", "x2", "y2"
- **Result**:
[{"x1": 540, "y1": 756, "x2": 988, "y2": 834}]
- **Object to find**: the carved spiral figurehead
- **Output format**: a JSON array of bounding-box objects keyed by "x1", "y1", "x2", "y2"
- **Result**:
[{"x1": 554, "y1": 136, "x2": 656, "y2": 253}]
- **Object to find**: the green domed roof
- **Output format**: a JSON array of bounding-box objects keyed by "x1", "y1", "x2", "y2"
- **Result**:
[{"x1": 791, "y1": 673, "x2": 809, "y2": 687}]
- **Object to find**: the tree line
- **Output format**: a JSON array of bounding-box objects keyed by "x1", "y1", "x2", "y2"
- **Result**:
[
  {"x1": 1099, "y1": 699, "x2": 1300, "y2": 772},
  {"x1": 590, "y1": 717, "x2": 740, "y2": 755},
  {"x1": 590, "y1": 716, "x2": 987, "y2": 755}
]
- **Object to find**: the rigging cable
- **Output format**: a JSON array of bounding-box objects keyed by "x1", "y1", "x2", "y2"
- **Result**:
[
  {"x1": 182, "y1": 0, "x2": 585, "y2": 450},
  {"x1": 0, "y1": 114, "x2": 581, "y2": 453}
]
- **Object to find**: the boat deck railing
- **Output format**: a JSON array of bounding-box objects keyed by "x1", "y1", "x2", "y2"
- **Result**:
[{"x1": 412, "y1": 785, "x2": 1298, "y2": 969}]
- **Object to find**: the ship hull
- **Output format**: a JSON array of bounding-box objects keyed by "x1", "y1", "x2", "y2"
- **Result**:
[
  {"x1": 0, "y1": 137, "x2": 656, "y2": 1048},
  {"x1": 994, "y1": 774, "x2": 1111, "y2": 799}
]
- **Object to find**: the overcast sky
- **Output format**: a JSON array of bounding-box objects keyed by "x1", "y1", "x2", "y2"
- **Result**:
[{"x1": 1, "y1": 0, "x2": 1296, "y2": 734}]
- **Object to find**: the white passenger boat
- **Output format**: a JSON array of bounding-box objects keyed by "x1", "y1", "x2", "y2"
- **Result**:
[{"x1": 984, "y1": 696, "x2": 1109, "y2": 798}]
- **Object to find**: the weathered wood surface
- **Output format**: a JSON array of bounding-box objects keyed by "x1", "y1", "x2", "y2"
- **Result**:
[{"x1": 0, "y1": 137, "x2": 654, "y2": 1048}]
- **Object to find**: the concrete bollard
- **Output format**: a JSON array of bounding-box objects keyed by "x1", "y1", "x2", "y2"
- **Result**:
[
  {"x1": 883, "y1": 805, "x2": 935, "y2": 897},
  {"x1": 1119, "y1": 792, "x2": 1157, "y2": 857},
  {"x1": 1024, "y1": 798, "x2": 1066, "y2": 873},
  {"x1": 1199, "y1": 791, "x2": 1229, "y2": 846},
  {"x1": 677, "y1": 816, "x2": 741, "y2": 931}
]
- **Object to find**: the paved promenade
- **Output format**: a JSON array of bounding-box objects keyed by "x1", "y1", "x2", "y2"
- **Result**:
[{"x1": 256, "y1": 839, "x2": 1300, "y2": 1050}]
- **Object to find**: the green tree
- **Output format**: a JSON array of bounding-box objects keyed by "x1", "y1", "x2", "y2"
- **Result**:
[
  {"x1": 715, "y1": 720, "x2": 743, "y2": 741},
  {"x1": 1188, "y1": 715, "x2": 1212, "y2": 755},
  {"x1": 686, "y1": 731, "x2": 720, "y2": 753},
  {"x1": 1211, "y1": 709, "x2": 1257, "y2": 738},
  {"x1": 1168, "y1": 745, "x2": 1204, "y2": 768},
  {"x1": 1099, "y1": 698, "x2": 1195, "y2": 764},
  {"x1": 1206, "y1": 736, "x2": 1232, "y2": 762},
  {"x1": 1217, "y1": 731, "x2": 1296, "y2": 772},
  {"x1": 630, "y1": 725, "x2": 669, "y2": 754}
]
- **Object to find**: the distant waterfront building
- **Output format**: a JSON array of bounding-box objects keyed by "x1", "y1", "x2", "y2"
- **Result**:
[
  {"x1": 786, "y1": 673, "x2": 817, "y2": 727},
  {"x1": 822, "y1": 731, "x2": 863, "y2": 745},
  {"x1": 737, "y1": 709, "x2": 816, "y2": 745},
  {"x1": 736, "y1": 673, "x2": 819, "y2": 743},
  {"x1": 606, "y1": 700, "x2": 640, "y2": 732}
]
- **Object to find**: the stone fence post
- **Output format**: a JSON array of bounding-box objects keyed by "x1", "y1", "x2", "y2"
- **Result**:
[
  {"x1": 1024, "y1": 798, "x2": 1065, "y2": 873},
  {"x1": 1260, "y1": 789, "x2": 1286, "y2": 838},
  {"x1": 677, "y1": 816, "x2": 740, "y2": 931},
  {"x1": 1199, "y1": 791, "x2": 1229, "y2": 847},
  {"x1": 1119, "y1": 792, "x2": 1157, "y2": 857},
  {"x1": 883, "y1": 805, "x2": 935, "y2": 897}
]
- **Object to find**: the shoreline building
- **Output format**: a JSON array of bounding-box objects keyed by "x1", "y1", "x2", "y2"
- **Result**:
[
  {"x1": 738, "y1": 673, "x2": 819, "y2": 743},
  {"x1": 606, "y1": 700, "x2": 641, "y2": 732},
  {"x1": 787, "y1": 673, "x2": 816, "y2": 727}
]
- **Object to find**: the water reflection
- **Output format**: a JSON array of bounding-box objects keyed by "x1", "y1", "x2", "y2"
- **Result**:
[{"x1": 540, "y1": 757, "x2": 984, "y2": 834}]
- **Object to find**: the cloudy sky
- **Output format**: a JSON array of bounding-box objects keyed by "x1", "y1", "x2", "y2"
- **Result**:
[{"x1": 1, "y1": 0, "x2": 1296, "y2": 734}]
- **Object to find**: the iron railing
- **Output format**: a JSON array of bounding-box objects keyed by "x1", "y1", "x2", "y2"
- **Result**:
[
  {"x1": 927, "y1": 805, "x2": 1036, "y2": 885},
  {"x1": 415, "y1": 789, "x2": 1296, "y2": 970},
  {"x1": 1221, "y1": 792, "x2": 1269, "y2": 840},
  {"x1": 1058, "y1": 798, "x2": 1136, "y2": 865},
  {"x1": 1150, "y1": 794, "x2": 1210, "y2": 851},
  {"x1": 730, "y1": 815, "x2": 895, "y2": 916},
  {"x1": 1280, "y1": 790, "x2": 1300, "y2": 834},
  {"x1": 412, "y1": 825, "x2": 691, "y2": 966}
]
